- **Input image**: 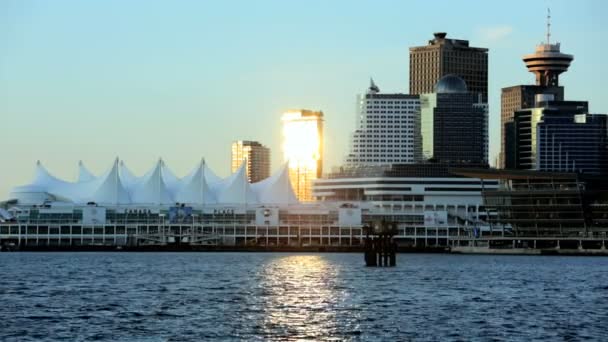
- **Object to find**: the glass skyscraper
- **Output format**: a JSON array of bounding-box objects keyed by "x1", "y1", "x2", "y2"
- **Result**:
[
  {"x1": 419, "y1": 75, "x2": 488, "y2": 165},
  {"x1": 506, "y1": 97, "x2": 608, "y2": 175}
]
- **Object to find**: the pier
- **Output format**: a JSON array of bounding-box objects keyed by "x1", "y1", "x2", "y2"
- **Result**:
[{"x1": 364, "y1": 220, "x2": 397, "y2": 266}]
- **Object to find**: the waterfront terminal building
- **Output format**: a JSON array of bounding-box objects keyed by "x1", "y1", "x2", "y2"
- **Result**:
[{"x1": 0, "y1": 160, "x2": 498, "y2": 249}]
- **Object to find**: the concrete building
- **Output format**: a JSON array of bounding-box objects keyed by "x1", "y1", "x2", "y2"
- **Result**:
[
  {"x1": 505, "y1": 96, "x2": 608, "y2": 175},
  {"x1": 231, "y1": 140, "x2": 271, "y2": 183},
  {"x1": 281, "y1": 109, "x2": 324, "y2": 202},
  {"x1": 419, "y1": 75, "x2": 488, "y2": 166},
  {"x1": 409, "y1": 32, "x2": 488, "y2": 102},
  {"x1": 344, "y1": 80, "x2": 420, "y2": 167}
]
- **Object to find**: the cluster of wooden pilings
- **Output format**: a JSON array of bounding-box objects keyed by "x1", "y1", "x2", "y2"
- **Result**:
[{"x1": 364, "y1": 221, "x2": 397, "y2": 267}]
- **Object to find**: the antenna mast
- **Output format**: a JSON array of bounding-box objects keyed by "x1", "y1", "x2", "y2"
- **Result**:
[{"x1": 546, "y1": 8, "x2": 551, "y2": 44}]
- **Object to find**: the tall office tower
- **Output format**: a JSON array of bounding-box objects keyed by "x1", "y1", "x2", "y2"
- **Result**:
[
  {"x1": 419, "y1": 75, "x2": 488, "y2": 165},
  {"x1": 500, "y1": 85, "x2": 564, "y2": 167},
  {"x1": 410, "y1": 32, "x2": 488, "y2": 102},
  {"x1": 231, "y1": 140, "x2": 271, "y2": 183},
  {"x1": 344, "y1": 80, "x2": 420, "y2": 166},
  {"x1": 505, "y1": 95, "x2": 608, "y2": 175},
  {"x1": 500, "y1": 12, "x2": 573, "y2": 168},
  {"x1": 281, "y1": 109, "x2": 324, "y2": 201}
]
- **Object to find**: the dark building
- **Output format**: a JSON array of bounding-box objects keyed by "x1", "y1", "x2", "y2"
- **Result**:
[
  {"x1": 453, "y1": 168, "x2": 608, "y2": 240},
  {"x1": 500, "y1": 20, "x2": 574, "y2": 168},
  {"x1": 410, "y1": 32, "x2": 488, "y2": 102},
  {"x1": 500, "y1": 85, "x2": 564, "y2": 167},
  {"x1": 419, "y1": 75, "x2": 488, "y2": 166},
  {"x1": 505, "y1": 96, "x2": 608, "y2": 175}
]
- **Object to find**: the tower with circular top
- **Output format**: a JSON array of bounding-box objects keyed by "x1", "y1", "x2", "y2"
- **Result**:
[{"x1": 522, "y1": 9, "x2": 573, "y2": 87}]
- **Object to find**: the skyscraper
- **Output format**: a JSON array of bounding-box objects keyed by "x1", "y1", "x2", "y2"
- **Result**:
[
  {"x1": 500, "y1": 12, "x2": 573, "y2": 168},
  {"x1": 345, "y1": 80, "x2": 420, "y2": 166},
  {"x1": 419, "y1": 75, "x2": 488, "y2": 165},
  {"x1": 409, "y1": 32, "x2": 488, "y2": 102},
  {"x1": 231, "y1": 140, "x2": 271, "y2": 183},
  {"x1": 505, "y1": 96, "x2": 608, "y2": 175},
  {"x1": 281, "y1": 109, "x2": 324, "y2": 202}
]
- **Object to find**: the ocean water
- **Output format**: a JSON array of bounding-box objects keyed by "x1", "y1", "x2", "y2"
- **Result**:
[{"x1": 1, "y1": 252, "x2": 607, "y2": 341}]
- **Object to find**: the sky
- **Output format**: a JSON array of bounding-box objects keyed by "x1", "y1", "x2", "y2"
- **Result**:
[{"x1": 1, "y1": 0, "x2": 607, "y2": 198}]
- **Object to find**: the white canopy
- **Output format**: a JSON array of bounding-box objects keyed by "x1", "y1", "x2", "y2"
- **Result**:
[
  {"x1": 10, "y1": 159, "x2": 299, "y2": 207},
  {"x1": 77, "y1": 161, "x2": 96, "y2": 182}
]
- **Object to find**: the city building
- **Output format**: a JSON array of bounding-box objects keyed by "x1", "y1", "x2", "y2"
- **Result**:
[
  {"x1": 500, "y1": 85, "x2": 564, "y2": 167},
  {"x1": 0, "y1": 160, "x2": 498, "y2": 249},
  {"x1": 344, "y1": 80, "x2": 420, "y2": 167},
  {"x1": 505, "y1": 96, "x2": 608, "y2": 175},
  {"x1": 281, "y1": 109, "x2": 324, "y2": 202},
  {"x1": 231, "y1": 140, "x2": 271, "y2": 183},
  {"x1": 418, "y1": 75, "x2": 488, "y2": 165},
  {"x1": 313, "y1": 163, "x2": 499, "y2": 247},
  {"x1": 453, "y1": 168, "x2": 608, "y2": 244},
  {"x1": 409, "y1": 32, "x2": 488, "y2": 102},
  {"x1": 500, "y1": 15, "x2": 573, "y2": 168}
]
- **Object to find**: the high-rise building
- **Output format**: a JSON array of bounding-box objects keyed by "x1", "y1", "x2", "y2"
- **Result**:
[
  {"x1": 419, "y1": 75, "x2": 488, "y2": 165},
  {"x1": 344, "y1": 80, "x2": 420, "y2": 166},
  {"x1": 409, "y1": 32, "x2": 488, "y2": 102},
  {"x1": 500, "y1": 13, "x2": 573, "y2": 168},
  {"x1": 505, "y1": 96, "x2": 608, "y2": 175},
  {"x1": 231, "y1": 140, "x2": 271, "y2": 183},
  {"x1": 281, "y1": 109, "x2": 324, "y2": 201},
  {"x1": 500, "y1": 85, "x2": 564, "y2": 167}
]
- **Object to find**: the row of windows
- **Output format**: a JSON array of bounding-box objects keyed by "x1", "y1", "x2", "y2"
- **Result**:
[
  {"x1": 362, "y1": 115, "x2": 415, "y2": 120},
  {"x1": 353, "y1": 149, "x2": 414, "y2": 153},
  {"x1": 363, "y1": 126, "x2": 415, "y2": 131},
  {"x1": 355, "y1": 133, "x2": 414, "y2": 138},
  {"x1": 347, "y1": 158, "x2": 414, "y2": 163},
  {"x1": 365, "y1": 106, "x2": 418, "y2": 109},
  {"x1": 367, "y1": 110, "x2": 417, "y2": 114},
  {"x1": 366, "y1": 100, "x2": 418, "y2": 105}
]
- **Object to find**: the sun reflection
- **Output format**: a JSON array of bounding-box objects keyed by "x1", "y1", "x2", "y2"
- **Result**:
[
  {"x1": 257, "y1": 255, "x2": 349, "y2": 340},
  {"x1": 281, "y1": 110, "x2": 323, "y2": 202}
]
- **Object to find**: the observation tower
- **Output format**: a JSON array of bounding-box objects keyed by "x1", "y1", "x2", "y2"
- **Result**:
[{"x1": 522, "y1": 9, "x2": 573, "y2": 87}]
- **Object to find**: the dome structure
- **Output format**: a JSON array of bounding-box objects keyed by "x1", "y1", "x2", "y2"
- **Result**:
[{"x1": 434, "y1": 74, "x2": 468, "y2": 94}]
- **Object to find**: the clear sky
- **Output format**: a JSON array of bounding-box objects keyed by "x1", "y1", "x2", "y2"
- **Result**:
[{"x1": 1, "y1": 0, "x2": 607, "y2": 198}]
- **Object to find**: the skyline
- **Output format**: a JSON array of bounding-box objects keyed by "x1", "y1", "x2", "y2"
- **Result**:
[{"x1": 2, "y1": 0, "x2": 607, "y2": 198}]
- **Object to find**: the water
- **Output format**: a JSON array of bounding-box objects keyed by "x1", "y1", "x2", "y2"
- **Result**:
[{"x1": 1, "y1": 253, "x2": 607, "y2": 341}]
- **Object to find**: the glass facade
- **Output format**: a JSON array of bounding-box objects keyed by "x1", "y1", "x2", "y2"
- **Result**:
[
  {"x1": 509, "y1": 100, "x2": 608, "y2": 175},
  {"x1": 419, "y1": 92, "x2": 488, "y2": 165},
  {"x1": 231, "y1": 140, "x2": 271, "y2": 183},
  {"x1": 281, "y1": 110, "x2": 324, "y2": 201}
]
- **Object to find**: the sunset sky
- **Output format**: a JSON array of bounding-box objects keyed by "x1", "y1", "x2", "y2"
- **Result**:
[{"x1": 1, "y1": 0, "x2": 606, "y2": 197}]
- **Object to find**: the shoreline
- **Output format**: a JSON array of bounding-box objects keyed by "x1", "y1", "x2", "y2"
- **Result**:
[{"x1": 2, "y1": 245, "x2": 608, "y2": 256}]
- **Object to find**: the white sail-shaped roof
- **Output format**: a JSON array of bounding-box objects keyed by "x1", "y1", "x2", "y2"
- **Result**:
[
  {"x1": 78, "y1": 161, "x2": 96, "y2": 182},
  {"x1": 203, "y1": 161, "x2": 223, "y2": 188},
  {"x1": 86, "y1": 159, "x2": 131, "y2": 205},
  {"x1": 252, "y1": 163, "x2": 298, "y2": 205},
  {"x1": 215, "y1": 162, "x2": 258, "y2": 204},
  {"x1": 119, "y1": 161, "x2": 139, "y2": 191},
  {"x1": 31, "y1": 161, "x2": 82, "y2": 202},
  {"x1": 130, "y1": 160, "x2": 174, "y2": 205},
  {"x1": 174, "y1": 160, "x2": 216, "y2": 204},
  {"x1": 160, "y1": 160, "x2": 181, "y2": 195},
  {"x1": 11, "y1": 159, "x2": 300, "y2": 206}
]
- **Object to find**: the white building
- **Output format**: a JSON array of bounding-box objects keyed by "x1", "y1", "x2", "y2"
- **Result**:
[
  {"x1": 345, "y1": 80, "x2": 420, "y2": 166},
  {"x1": 0, "y1": 160, "x2": 498, "y2": 249}
]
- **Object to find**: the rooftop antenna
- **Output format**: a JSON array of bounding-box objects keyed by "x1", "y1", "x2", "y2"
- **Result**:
[{"x1": 546, "y1": 7, "x2": 551, "y2": 44}]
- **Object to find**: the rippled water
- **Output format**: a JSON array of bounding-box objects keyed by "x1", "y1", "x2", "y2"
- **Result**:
[{"x1": 1, "y1": 253, "x2": 608, "y2": 341}]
